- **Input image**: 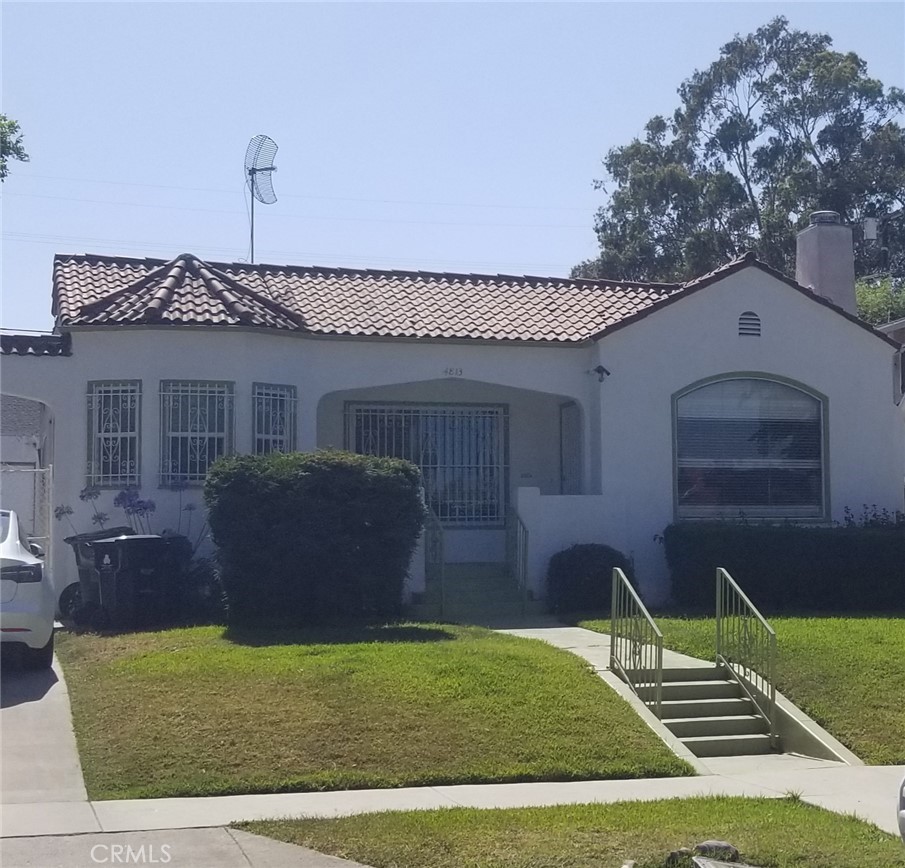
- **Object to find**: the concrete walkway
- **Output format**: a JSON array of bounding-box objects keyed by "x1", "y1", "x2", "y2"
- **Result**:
[{"x1": 3, "y1": 760, "x2": 903, "y2": 840}]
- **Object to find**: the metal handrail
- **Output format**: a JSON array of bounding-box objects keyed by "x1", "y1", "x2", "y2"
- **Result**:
[
  {"x1": 505, "y1": 507, "x2": 529, "y2": 617},
  {"x1": 716, "y1": 567, "x2": 778, "y2": 745},
  {"x1": 423, "y1": 505, "x2": 445, "y2": 617},
  {"x1": 610, "y1": 567, "x2": 663, "y2": 718}
]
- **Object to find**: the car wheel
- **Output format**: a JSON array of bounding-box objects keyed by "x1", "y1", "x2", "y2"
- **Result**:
[
  {"x1": 23, "y1": 634, "x2": 54, "y2": 670},
  {"x1": 58, "y1": 583, "x2": 82, "y2": 620}
]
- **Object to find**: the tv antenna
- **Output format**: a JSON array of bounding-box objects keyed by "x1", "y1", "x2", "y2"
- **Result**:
[{"x1": 244, "y1": 134, "x2": 278, "y2": 263}]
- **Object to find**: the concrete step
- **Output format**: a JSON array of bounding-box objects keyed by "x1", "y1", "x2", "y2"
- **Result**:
[
  {"x1": 407, "y1": 599, "x2": 546, "y2": 625},
  {"x1": 659, "y1": 680, "x2": 741, "y2": 701},
  {"x1": 637, "y1": 680, "x2": 741, "y2": 703},
  {"x1": 661, "y1": 666, "x2": 728, "y2": 682},
  {"x1": 660, "y1": 697, "x2": 755, "y2": 719},
  {"x1": 663, "y1": 714, "x2": 769, "y2": 739},
  {"x1": 682, "y1": 733, "x2": 774, "y2": 758},
  {"x1": 423, "y1": 584, "x2": 524, "y2": 601},
  {"x1": 443, "y1": 563, "x2": 511, "y2": 581}
]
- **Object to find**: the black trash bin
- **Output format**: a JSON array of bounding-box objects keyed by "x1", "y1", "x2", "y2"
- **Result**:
[
  {"x1": 64, "y1": 527, "x2": 135, "y2": 616},
  {"x1": 89, "y1": 534, "x2": 192, "y2": 628}
]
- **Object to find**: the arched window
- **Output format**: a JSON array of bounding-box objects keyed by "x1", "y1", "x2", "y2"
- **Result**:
[
  {"x1": 738, "y1": 311, "x2": 761, "y2": 336},
  {"x1": 675, "y1": 377, "x2": 824, "y2": 519}
]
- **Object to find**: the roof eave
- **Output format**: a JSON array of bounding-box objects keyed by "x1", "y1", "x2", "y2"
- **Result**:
[
  {"x1": 56, "y1": 321, "x2": 594, "y2": 347},
  {"x1": 590, "y1": 257, "x2": 901, "y2": 350}
]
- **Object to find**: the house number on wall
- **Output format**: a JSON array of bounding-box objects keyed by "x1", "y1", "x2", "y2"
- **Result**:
[{"x1": 443, "y1": 367, "x2": 464, "y2": 377}]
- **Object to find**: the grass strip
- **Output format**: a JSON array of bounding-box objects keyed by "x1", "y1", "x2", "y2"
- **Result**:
[
  {"x1": 57, "y1": 622, "x2": 693, "y2": 800},
  {"x1": 240, "y1": 795, "x2": 905, "y2": 868}
]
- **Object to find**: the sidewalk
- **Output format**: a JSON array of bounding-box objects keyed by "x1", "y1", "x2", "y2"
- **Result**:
[
  {"x1": 0, "y1": 828, "x2": 370, "y2": 868},
  {"x1": 3, "y1": 758, "x2": 904, "y2": 840}
]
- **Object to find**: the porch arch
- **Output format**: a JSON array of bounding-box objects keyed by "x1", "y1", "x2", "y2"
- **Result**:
[{"x1": 316, "y1": 378, "x2": 589, "y2": 562}]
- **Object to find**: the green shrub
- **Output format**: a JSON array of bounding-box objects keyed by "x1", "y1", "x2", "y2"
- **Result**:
[
  {"x1": 546, "y1": 543, "x2": 634, "y2": 614},
  {"x1": 204, "y1": 450, "x2": 425, "y2": 625},
  {"x1": 663, "y1": 521, "x2": 905, "y2": 612}
]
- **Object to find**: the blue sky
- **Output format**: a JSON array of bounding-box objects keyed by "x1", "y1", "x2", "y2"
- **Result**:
[{"x1": 2, "y1": 2, "x2": 903, "y2": 331}]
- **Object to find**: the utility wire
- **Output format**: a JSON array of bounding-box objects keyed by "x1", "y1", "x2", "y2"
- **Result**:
[
  {"x1": 2, "y1": 231, "x2": 575, "y2": 272},
  {"x1": 18, "y1": 172, "x2": 590, "y2": 213},
  {"x1": 4, "y1": 191, "x2": 589, "y2": 230}
]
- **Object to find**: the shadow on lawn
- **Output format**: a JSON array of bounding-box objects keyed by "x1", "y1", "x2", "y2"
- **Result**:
[{"x1": 223, "y1": 622, "x2": 459, "y2": 647}]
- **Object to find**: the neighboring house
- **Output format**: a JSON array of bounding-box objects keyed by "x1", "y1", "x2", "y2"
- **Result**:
[
  {"x1": 879, "y1": 316, "x2": 905, "y2": 350},
  {"x1": 2, "y1": 211, "x2": 903, "y2": 605}
]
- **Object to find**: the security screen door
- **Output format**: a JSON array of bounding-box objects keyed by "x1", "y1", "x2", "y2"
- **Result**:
[{"x1": 346, "y1": 403, "x2": 508, "y2": 526}]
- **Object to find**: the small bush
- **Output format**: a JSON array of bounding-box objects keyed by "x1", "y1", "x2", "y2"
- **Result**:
[
  {"x1": 204, "y1": 449, "x2": 425, "y2": 626},
  {"x1": 177, "y1": 556, "x2": 227, "y2": 625},
  {"x1": 546, "y1": 543, "x2": 634, "y2": 614},
  {"x1": 663, "y1": 520, "x2": 905, "y2": 612}
]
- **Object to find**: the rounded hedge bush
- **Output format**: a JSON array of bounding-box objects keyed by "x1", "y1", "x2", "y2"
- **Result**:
[
  {"x1": 204, "y1": 449, "x2": 425, "y2": 625},
  {"x1": 546, "y1": 543, "x2": 634, "y2": 614}
]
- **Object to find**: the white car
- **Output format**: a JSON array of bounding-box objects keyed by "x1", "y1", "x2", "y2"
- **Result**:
[
  {"x1": 0, "y1": 509, "x2": 55, "y2": 669},
  {"x1": 899, "y1": 774, "x2": 905, "y2": 844}
]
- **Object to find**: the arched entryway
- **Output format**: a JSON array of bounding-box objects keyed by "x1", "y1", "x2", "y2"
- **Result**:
[{"x1": 317, "y1": 378, "x2": 587, "y2": 565}]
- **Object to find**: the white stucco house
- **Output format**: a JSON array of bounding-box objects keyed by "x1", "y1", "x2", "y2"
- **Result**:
[{"x1": 2, "y1": 211, "x2": 903, "y2": 608}]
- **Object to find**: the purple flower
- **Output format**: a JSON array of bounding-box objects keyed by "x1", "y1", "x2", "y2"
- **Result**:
[{"x1": 114, "y1": 487, "x2": 140, "y2": 509}]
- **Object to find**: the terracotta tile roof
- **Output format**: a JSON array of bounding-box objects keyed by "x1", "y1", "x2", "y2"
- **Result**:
[
  {"x1": 61, "y1": 254, "x2": 303, "y2": 332},
  {"x1": 52, "y1": 250, "x2": 898, "y2": 348},
  {"x1": 0, "y1": 333, "x2": 72, "y2": 356},
  {"x1": 53, "y1": 253, "x2": 683, "y2": 343}
]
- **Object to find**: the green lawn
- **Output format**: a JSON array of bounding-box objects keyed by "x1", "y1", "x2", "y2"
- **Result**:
[
  {"x1": 56, "y1": 623, "x2": 692, "y2": 800},
  {"x1": 240, "y1": 796, "x2": 905, "y2": 868},
  {"x1": 580, "y1": 614, "x2": 905, "y2": 764}
]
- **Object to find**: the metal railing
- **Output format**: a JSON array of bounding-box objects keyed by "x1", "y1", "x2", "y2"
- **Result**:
[
  {"x1": 610, "y1": 567, "x2": 663, "y2": 718},
  {"x1": 716, "y1": 567, "x2": 778, "y2": 745},
  {"x1": 505, "y1": 507, "x2": 529, "y2": 617},
  {"x1": 423, "y1": 505, "x2": 446, "y2": 617}
]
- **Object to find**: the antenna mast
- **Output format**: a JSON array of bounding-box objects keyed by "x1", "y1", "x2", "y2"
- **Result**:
[{"x1": 244, "y1": 135, "x2": 278, "y2": 263}]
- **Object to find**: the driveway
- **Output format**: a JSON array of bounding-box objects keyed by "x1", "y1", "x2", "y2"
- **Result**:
[{"x1": 1, "y1": 655, "x2": 87, "y2": 804}]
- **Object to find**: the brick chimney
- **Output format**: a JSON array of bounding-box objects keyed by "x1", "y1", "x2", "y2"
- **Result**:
[{"x1": 795, "y1": 211, "x2": 856, "y2": 315}]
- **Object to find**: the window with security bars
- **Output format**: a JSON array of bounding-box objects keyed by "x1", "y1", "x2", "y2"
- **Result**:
[
  {"x1": 346, "y1": 403, "x2": 508, "y2": 526},
  {"x1": 676, "y1": 378, "x2": 824, "y2": 519},
  {"x1": 160, "y1": 381, "x2": 234, "y2": 485},
  {"x1": 253, "y1": 383, "x2": 297, "y2": 454},
  {"x1": 86, "y1": 381, "x2": 141, "y2": 487}
]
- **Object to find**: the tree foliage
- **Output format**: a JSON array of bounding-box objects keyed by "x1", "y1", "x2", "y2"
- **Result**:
[
  {"x1": 856, "y1": 277, "x2": 905, "y2": 326},
  {"x1": 574, "y1": 17, "x2": 905, "y2": 283},
  {"x1": 0, "y1": 114, "x2": 28, "y2": 181}
]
